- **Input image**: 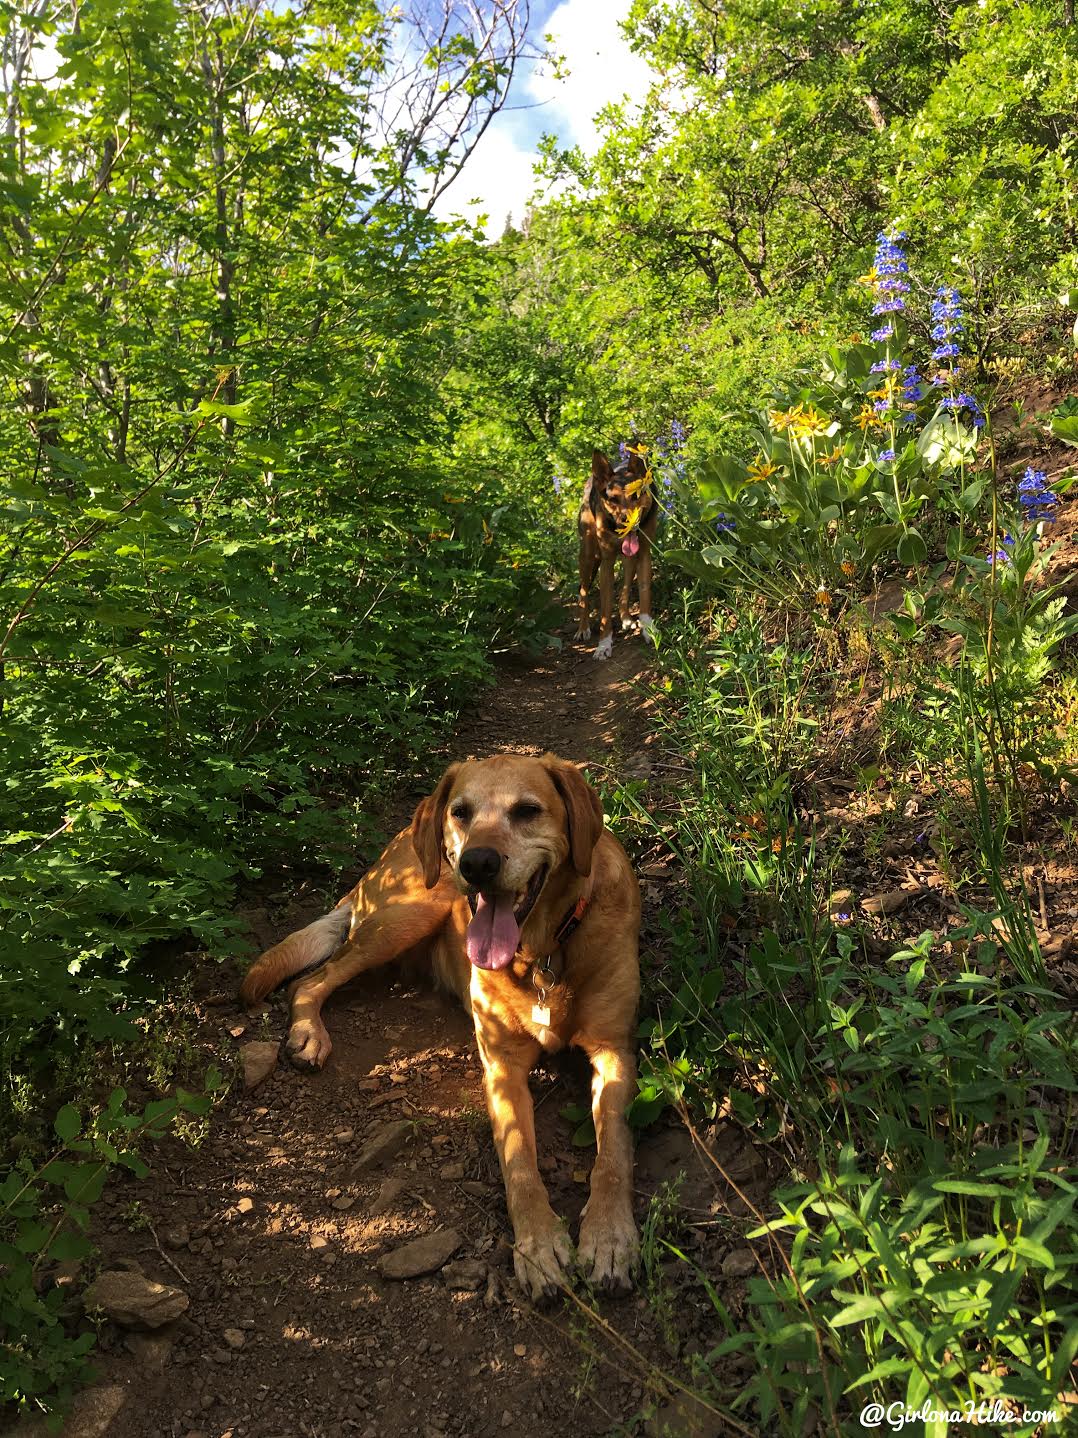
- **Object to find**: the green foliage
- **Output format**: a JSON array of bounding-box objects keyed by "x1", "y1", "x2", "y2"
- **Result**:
[
  {"x1": 938, "y1": 529, "x2": 1078, "y2": 697},
  {"x1": 2, "y1": 1074, "x2": 223, "y2": 1423},
  {"x1": 709, "y1": 931, "x2": 1077, "y2": 1436},
  {"x1": 664, "y1": 234, "x2": 1000, "y2": 596},
  {"x1": 614, "y1": 594, "x2": 1076, "y2": 1431},
  {"x1": 0, "y1": 0, "x2": 558, "y2": 1129},
  {"x1": 490, "y1": 0, "x2": 1078, "y2": 500},
  {"x1": 0, "y1": 2, "x2": 560, "y2": 1408}
]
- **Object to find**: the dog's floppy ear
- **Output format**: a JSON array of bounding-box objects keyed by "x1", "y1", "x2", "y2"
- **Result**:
[
  {"x1": 410, "y1": 763, "x2": 461, "y2": 888},
  {"x1": 591, "y1": 450, "x2": 614, "y2": 488},
  {"x1": 543, "y1": 755, "x2": 604, "y2": 877}
]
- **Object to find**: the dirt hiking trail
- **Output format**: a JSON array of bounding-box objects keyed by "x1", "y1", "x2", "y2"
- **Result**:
[{"x1": 52, "y1": 627, "x2": 774, "y2": 1438}]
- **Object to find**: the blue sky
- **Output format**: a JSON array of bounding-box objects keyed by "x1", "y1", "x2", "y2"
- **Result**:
[{"x1": 433, "y1": 0, "x2": 654, "y2": 233}]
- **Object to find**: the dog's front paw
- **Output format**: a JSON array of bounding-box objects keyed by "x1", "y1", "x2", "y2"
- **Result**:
[
  {"x1": 513, "y1": 1224, "x2": 574, "y2": 1304},
  {"x1": 638, "y1": 613, "x2": 657, "y2": 643},
  {"x1": 592, "y1": 633, "x2": 613, "y2": 662},
  {"x1": 577, "y1": 1204, "x2": 638, "y2": 1295},
  {"x1": 285, "y1": 1016, "x2": 332, "y2": 1070},
  {"x1": 574, "y1": 623, "x2": 591, "y2": 641}
]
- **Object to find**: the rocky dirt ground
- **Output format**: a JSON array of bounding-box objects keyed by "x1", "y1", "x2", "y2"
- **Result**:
[{"x1": 42, "y1": 622, "x2": 776, "y2": 1438}]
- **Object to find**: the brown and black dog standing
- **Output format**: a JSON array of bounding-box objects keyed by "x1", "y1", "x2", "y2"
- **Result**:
[
  {"x1": 239, "y1": 753, "x2": 641, "y2": 1301},
  {"x1": 576, "y1": 447, "x2": 658, "y2": 661}
]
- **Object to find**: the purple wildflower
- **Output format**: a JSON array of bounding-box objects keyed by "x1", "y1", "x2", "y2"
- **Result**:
[
  {"x1": 901, "y1": 365, "x2": 925, "y2": 403},
  {"x1": 1018, "y1": 468, "x2": 1060, "y2": 525},
  {"x1": 930, "y1": 286, "x2": 964, "y2": 362},
  {"x1": 871, "y1": 230, "x2": 910, "y2": 316},
  {"x1": 941, "y1": 393, "x2": 986, "y2": 429}
]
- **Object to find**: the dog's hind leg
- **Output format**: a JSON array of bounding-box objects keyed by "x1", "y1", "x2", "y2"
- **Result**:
[
  {"x1": 576, "y1": 540, "x2": 599, "y2": 640},
  {"x1": 283, "y1": 893, "x2": 454, "y2": 1069},
  {"x1": 239, "y1": 828, "x2": 457, "y2": 1070}
]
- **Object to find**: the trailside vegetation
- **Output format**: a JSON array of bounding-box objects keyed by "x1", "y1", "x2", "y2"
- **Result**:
[
  {"x1": 3, "y1": 0, "x2": 1077, "y2": 1431},
  {"x1": 1, "y1": 0, "x2": 558, "y2": 1415}
]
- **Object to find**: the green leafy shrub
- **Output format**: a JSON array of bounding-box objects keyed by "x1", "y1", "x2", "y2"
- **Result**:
[
  {"x1": 667, "y1": 233, "x2": 996, "y2": 596},
  {"x1": 0, "y1": 0, "x2": 560, "y2": 1134},
  {"x1": 2, "y1": 1076, "x2": 222, "y2": 1425}
]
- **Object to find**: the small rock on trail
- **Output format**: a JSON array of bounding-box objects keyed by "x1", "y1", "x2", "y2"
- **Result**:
[
  {"x1": 378, "y1": 1227, "x2": 462, "y2": 1280},
  {"x1": 370, "y1": 1174, "x2": 406, "y2": 1214},
  {"x1": 442, "y1": 1257, "x2": 487, "y2": 1291},
  {"x1": 861, "y1": 886, "x2": 922, "y2": 916},
  {"x1": 240, "y1": 1039, "x2": 279, "y2": 1089},
  {"x1": 82, "y1": 1269, "x2": 189, "y2": 1329},
  {"x1": 350, "y1": 1117, "x2": 415, "y2": 1175}
]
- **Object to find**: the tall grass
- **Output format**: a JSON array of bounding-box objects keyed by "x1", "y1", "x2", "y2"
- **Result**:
[{"x1": 614, "y1": 603, "x2": 1076, "y2": 1436}]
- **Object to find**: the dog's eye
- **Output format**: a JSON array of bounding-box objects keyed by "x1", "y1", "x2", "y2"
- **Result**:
[
  {"x1": 449, "y1": 802, "x2": 473, "y2": 823},
  {"x1": 510, "y1": 802, "x2": 542, "y2": 822}
]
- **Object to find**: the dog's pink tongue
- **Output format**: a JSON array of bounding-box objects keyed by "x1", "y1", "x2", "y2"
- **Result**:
[
  {"x1": 622, "y1": 531, "x2": 640, "y2": 557},
  {"x1": 466, "y1": 893, "x2": 521, "y2": 970}
]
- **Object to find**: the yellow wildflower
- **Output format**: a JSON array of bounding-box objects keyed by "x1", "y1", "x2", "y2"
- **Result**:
[
  {"x1": 868, "y1": 379, "x2": 898, "y2": 403},
  {"x1": 771, "y1": 403, "x2": 830, "y2": 439},
  {"x1": 820, "y1": 445, "x2": 845, "y2": 467},
  {"x1": 617, "y1": 506, "x2": 643, "y2": 538},
  {"x1": 748, "y1": 454, "x2": 780, "y2": 481},
  {"x1": 816, "y1": 588, "x2": 832, "y2": 607},
  {"x1": 790, "y1": 407, "x2": 830, "y2": 439},
  {"x1": 841, "y1": 560, "x2": 857, "y2": 578},
  {"x1": 856, "y1": 405, "x2": 884, "y2": 432}
]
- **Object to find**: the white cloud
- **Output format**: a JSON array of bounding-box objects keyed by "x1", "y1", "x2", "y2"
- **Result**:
[
  {"x1": 436, "y1": 122, "x2": 549, "y2": 236},
  {"x1": 527, "y1": 0, "x2": 653, "y2": 154},
  {"x1": 436, "y1": 0, "x2": 655, "y2": 232}
]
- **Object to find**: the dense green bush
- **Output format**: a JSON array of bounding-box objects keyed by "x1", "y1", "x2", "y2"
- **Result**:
[{"x1": 0, "y1": 1, "x2": 555, "y2": 1126}]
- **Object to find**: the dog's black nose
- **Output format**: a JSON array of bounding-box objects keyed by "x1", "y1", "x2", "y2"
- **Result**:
[{"x1": 459, "y1": 847, "x2": 502, "y2": 888}]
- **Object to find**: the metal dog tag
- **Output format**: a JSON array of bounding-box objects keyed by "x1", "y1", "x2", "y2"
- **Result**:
[{"x1": 531, "y1": 1003, "x2": 551, "y2": 1027}]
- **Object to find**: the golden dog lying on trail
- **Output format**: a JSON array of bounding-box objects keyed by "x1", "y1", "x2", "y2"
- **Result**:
[{"x1": 239, "y1": 753, "x2": 641, "y2": 1299}]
